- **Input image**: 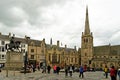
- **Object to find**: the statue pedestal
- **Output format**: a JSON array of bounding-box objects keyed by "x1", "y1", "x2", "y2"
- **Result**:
[{"x1": 5, "y1": 51, "x2": 24, "y2": 70}]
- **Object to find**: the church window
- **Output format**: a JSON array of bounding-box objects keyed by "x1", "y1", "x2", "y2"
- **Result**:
[
  {"x1": 86, "y1": 39, "x2": 88, "y2": 43},
  {"x1": 52, "y1": 53, "x2": 57, "y2": 63},
  {"x1": 84, "y1": 39, "x2": 86, "y2": 43}
]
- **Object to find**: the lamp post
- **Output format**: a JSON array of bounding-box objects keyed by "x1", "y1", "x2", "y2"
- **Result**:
[{"x1": 24, "y1": 51, "x2": 28, "y2": 74}]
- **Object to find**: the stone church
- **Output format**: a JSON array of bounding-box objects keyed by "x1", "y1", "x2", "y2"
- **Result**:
[{"x1": 80, "y1": 6, "x2": 120, "y2": 69}]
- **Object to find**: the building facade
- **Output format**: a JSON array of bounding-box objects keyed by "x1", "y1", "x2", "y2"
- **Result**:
[
  {"x1": 80, "y1": 6, "x2": 120, "y2": 69},
  {"x1": 45, "y1": 39, "x2": 79, "y2": 68}
]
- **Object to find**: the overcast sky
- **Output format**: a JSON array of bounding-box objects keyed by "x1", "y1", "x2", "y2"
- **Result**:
[{"x1": 0, "y1": 0, "x2": 120, "y2": 49}]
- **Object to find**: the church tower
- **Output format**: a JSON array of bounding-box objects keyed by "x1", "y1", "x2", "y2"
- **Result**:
[{"x1": 81, "y1": 6, "x2": 93, "y2": 66}]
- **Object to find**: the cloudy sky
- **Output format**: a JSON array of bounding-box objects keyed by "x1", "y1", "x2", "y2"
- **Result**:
[{"x1": 0, "y1": 0, "x2": 120, "y2": 49}]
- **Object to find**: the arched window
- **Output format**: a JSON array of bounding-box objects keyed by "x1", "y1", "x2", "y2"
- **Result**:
[{"x1": 52, "y1": 53, "x2": 57, "y2": 63}]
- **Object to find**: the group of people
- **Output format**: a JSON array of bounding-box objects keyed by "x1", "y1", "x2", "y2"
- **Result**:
[
  {"x1": 64, "y1": 64, "x2": 84, "y2": 78},
  {"x1": 41, "y1": 64, "x2": 60, "y2": 74},
  {"x1": 28, "y1": 63, "x2": 120, "y2": 80},
  {"x1": 104, "y1": 65, "x2": 120, "y2": 80}
]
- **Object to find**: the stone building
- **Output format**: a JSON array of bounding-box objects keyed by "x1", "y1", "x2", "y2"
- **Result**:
[
  {"x1": 79, "y1": 6, "x2": 120, "y2": 69},
  {"x1": 27, "y1": 38, "x2": 46, "y2": 66},
  {"x1": 45, "y1": 39, "x2": 79, "y2": 68}
]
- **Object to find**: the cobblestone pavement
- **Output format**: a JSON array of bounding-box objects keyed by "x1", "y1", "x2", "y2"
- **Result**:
[{"x1": 0, "y1": 70, "x2": 119, "y2": 80}]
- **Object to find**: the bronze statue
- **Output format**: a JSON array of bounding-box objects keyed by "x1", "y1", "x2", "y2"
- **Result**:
[{"x1": 5, "y1": 36, "x2": 21, "y2": 52}]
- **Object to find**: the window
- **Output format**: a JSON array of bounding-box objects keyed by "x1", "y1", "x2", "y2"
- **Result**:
[
  {"x1": 85, "y1": 53, "x2": 87, "y2": 56},
  {"x1": 31, "y1": 55, "x2": 34, "y2": 59},
  {"x1": 71, "y1": 58, "x2": 73, "y2": 62},
  {"x1": 115, "y1": 56, "x2": 118, "y2": 58},
  {"x1": 31, "y1": 49, "x2": 34, "y2": 52},
  {"x1": 52, "y1": 53, "x2": 57, "y2": 63},
  {"x1": 75, "y1": 58, "x2": 77, "y2": 62}
]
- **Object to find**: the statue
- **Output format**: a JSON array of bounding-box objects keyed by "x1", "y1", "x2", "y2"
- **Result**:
[{"x1": 5, "y1": 36, "x2": 21, "y2": 52}]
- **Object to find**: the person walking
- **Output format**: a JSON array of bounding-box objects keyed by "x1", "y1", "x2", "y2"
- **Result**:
[
  {"x1": 65, "y1": 65, "x2": 68, "y2": 77},
  {"x1": 47, "y1": 65, "x2": 51, "y2": 74},
  {"x1": 118, "y1": 68, "x2": 120, "y2": 80},
  {"x1": 56, "y1": 65, "x2": 60, "y2": 75},
  {"x1": 79, "y1": 65, "x2": 84, "y2": 78},
  {"x1": 110, "y1": 66, "x2": 116, "y2": 80},
  {"x1": 104, "y1": 65, "x2": 109, "y2": 78},
  {"x1": 53, "y1": 65, "x2": 57, "y2": 73},
  {"x1": 68, "y1": 64, "x2": 73, "y2": 77}
]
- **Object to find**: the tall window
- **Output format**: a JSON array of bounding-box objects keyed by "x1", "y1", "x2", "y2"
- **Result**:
[
  {"x1": 71, "y1": 58, "x2": 73, "y2": 62},
  {"x1": 52, "y1": 53, "x2": 57, "y2": 63}
]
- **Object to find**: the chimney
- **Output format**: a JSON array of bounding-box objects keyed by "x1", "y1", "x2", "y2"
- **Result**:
[
  {"x1": 65, "y1": 45, "x2": 67, "y2": 49},
  {"x1": 13, "y1": 34, "x2": 15, "y2": 37},
  {"x1": 25, "y1": 35, "x2": 30, "y2": 40},
  {"x1": 57, "y1": 40, "x2": 59, "y2": 47},
  {"x1": 50, "y1": 38, "x2": 52, "y2": 45},
  {"x1": 8, "y1": 32, "x2": 11, "y2": 37},
  {"x1": 43, "y1": 38, "x2": 45, "y2": 43}
]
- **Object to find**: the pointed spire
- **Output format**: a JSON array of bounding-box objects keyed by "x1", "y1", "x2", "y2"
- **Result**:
[
  {"x1": 50, "y1": 38, "x2": 52, "y2": 45},
  {"x1": 84, "y1": 5, "x2": 90, "y2": 35}
]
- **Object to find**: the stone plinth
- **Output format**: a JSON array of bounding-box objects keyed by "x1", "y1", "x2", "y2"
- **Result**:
[{"x1": 5, "y1": 51, "x2": 24, "y2": 70}]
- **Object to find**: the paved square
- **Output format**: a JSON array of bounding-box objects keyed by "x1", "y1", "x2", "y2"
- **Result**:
[{"x1": 0, "y1": 70, "x2": 119, "y2": 80}]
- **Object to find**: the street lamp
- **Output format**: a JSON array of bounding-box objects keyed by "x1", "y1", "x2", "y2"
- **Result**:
[{"x1": 24, "y1": 51, "x2": 28, "y2": 74}]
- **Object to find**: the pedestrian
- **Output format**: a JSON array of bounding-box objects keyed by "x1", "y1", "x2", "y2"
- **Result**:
[
  {"x1": 115, "y1": 67, "x2": 118, "y2": 80},
  {"x1": 56, "y1": 65, "x2": 60, "y2": 74},
  {"x1": 53, "y1": 65, "x2": 57, "y2": 73},
  {"x1": 42, "y1": 66, "x2": 46, "y2": 73},
  {"x1": 65, "y1": 65, "x2": 68, "y2": 77},
  {"x1": 79, "y1": 65, "x2": 84, "y2": 78},
  {"x1": 118, "y1": 68, "x2": 120, "y2": 80},
  {"x1": 68, "y1": 64, "x2": 73, "y2": 77},
  {"x1": 110, "y1": 66, "x2": 116, "y2": 80},
  {"x1": 72, "y1": 65, "x2": 75, "y2": 72},
  {"x1": 47, "y1": 65, "x2": 51, "y2": 74},
  {"x1": 32, "y1": 64, "x2": 36, "y2": 72},
  {"x1": 104, "y1": 65, "x2": 109, "y2": 78}
]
